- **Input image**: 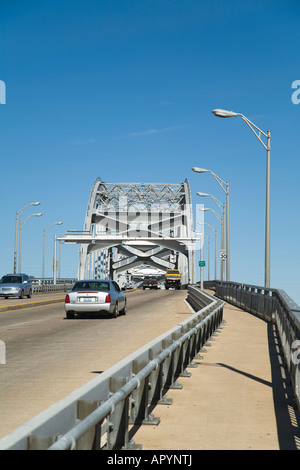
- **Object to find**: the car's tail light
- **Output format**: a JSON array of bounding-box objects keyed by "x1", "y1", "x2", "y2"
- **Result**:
[
  {"x1": 65, "y1": 294, "x2": 70, "y2": 304},
  {"x1": 105, "y1": 293, "x2": 111, "y2": 303}
]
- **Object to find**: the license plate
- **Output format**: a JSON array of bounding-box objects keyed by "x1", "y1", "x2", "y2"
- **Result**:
[{"x1": 79, "y1": 297, "x2": 96, "y2": 302}]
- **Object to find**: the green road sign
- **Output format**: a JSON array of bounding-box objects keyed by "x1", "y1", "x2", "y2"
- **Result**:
[{"x1": 198, "y1": 261, "x2": 206, "y2": 267}]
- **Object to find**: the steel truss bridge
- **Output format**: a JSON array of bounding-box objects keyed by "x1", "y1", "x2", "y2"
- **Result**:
[{"x1": 59, "y1": 178, "x2": 197, "y2": 285}]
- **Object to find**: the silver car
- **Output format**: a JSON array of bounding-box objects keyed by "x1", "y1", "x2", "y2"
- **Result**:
[
  {"x1": 64, "y1": 279, "x2": 127, "y2": 319},
  {"x1": 0, "y1": 274, "x2": 32, "y2": 299}
]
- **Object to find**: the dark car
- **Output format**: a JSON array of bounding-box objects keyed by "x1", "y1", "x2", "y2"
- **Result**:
[
  {"x1": 0, "y1": 274, "x2": 33, "y2": 299},
  {"x1": 143, "y1": 276, "x2": 159, "y2": 290}
]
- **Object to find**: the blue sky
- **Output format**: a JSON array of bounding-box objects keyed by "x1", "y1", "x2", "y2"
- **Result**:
[{"x1": 1, "y1": 0, "x2": 300, "y2": 304}]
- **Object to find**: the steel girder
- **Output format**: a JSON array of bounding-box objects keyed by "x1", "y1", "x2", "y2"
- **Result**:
[{"x1": 59, "y1": 178, "x2": 196, "y2": 284}]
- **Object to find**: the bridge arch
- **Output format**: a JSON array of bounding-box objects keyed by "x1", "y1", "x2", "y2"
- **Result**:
[{"x1": 60, "y1": 178, "x2": 196, "y2": 286}]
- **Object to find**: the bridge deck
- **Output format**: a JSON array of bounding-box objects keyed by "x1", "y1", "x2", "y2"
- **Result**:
[{"x1": 134, "y1": 296, "x2": 300, "y2": 450}]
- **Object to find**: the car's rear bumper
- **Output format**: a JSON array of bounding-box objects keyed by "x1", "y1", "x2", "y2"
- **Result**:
[{"x1": 64, "y1": 302, "x2": 113, "y2": 313}]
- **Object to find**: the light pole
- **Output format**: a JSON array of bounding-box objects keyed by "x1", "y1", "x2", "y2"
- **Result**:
[
  {"x1": 212, "y1": 108, "x2": 271, "y2": 287},
  {"x1": 199, "y1": 207, "x2": 225, "y2": 280},
  {"x1": 14, "y1": 202, "x2": 41, "y2": 273},
  {"x1": 192, "y1": 167, "x2": 230, "y2": 281},
  {"x1": 197, "y1": 192, "x2": 225, "y2": 279},
  {"x1": 194, "y1": 230, "x2": 204, "y2": 289},
  {"x1": 199, "y1": 222, "x2": 217, "y2": 280},
  {"x1": 204, "y1": 234, "x2": 210, "y2": 280},
  {"x1": 42, "y1": 222, "x2": 63, "y2": 281},
  {"x1": 18, "y1": 213, "x2": 43, "y2": 272}
]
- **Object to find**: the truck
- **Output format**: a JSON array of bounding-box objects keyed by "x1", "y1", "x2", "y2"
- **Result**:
[
  {"x1": 143, "y1": 276, "x2": 159, "y2": 290},
  {"x1": 165, "y1": 269, "x2": 182, "y2": 290}
]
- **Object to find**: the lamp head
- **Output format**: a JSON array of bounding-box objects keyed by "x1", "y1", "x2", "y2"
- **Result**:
[
  {"x1": 197, "y1": 192, "x2": 210, "y2": 197},
  {"x1": 212, "y1": 108, "x2": 238, "y2": 118},
  {"x1": 31, "y1": 202, "x2": 41, "y2": 206},
  {"x1": 192, "y1": 167, "x2": 208, "y2": 173}
]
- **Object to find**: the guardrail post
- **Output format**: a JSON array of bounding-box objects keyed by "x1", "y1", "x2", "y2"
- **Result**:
[
  {"x1": 130, "y1": 360, "x2": 160, "y2": 426},
  {"x1": 106, "y1": 376, "x2": 130, "y2": 450},
  {"x1": 187, "y1": 319, "x2": 199, "y2": 367},
  {"x1": 179, "y1": 325, "x2": 197, "y2": 374},
  {"x1": 162, "y1": 339, "x2": 179, "y2": 390},
  {"x1": 148, "y1": 348, "x2": 173, "y2": 405},
  {"x1": 27, "y1": 434, "x2": 59, "y2": 450},
  {"x1": 76, "y1": 400, "x2": 102, "y2": 450},
  {"x1": 202, "y1": 317, "x2": 212, "y2": 347},
  {"x1": 171, "y1": 330, "x2": 186, "y2": 385},
  {"x1": 199, "y1": 313, "x2": 213, "y2": 352}
]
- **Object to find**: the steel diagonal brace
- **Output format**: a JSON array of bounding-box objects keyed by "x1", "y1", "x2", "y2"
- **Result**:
[{"x1": 239, "y1": 114, "x2": 269, "y2": 151}]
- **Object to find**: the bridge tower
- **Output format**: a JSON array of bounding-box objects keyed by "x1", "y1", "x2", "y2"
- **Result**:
[{"x1": 60, "y1": 178, "x2": 196, "y2": 286}]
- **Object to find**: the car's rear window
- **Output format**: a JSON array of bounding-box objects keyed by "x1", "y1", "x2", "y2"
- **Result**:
[
  {"x1": 72, "y1": 281, "x2": 110, "y2": 291},
  {"x1": 0, "y1": 276, "x2": 22, "y2": 284}
]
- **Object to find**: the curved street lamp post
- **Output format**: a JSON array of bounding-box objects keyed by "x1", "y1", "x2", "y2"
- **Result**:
[
  {"x1": 42, "y1": 222, "x2": 63, "y2": 282},
  {"x1": 199, "y1": 207, "x2": 225, "y2": 280},
  {"x1": 14, "y1": 202, "x2": 41, "y2": 274},
  {"x1": 194, "y1": 230, "x2": 204, "y2": 289},
  {"x1": 192, "y1": 167, "x2": 230, "y2": 281},
  {"x1": 198, "y1": 222, "x2": 217, "y2": 280},
  {"x1": 212, "y1": 108, "x2": 271, "y2": 287},
  {"x1": 18, "y1": 213, "x2": 43, "y2": 272},
  {"x1": 197, "y1": 192, "x2": 225, "y2": 280}
]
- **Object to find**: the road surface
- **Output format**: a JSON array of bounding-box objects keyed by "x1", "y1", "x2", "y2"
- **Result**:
[{"x1": 0, "y1": 288, "x2": 192, "y2": 437}]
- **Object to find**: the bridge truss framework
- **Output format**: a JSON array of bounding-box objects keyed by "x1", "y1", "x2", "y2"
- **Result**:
[{"x1": 59, "y1": 178, "x2": 197, "y2": 285}]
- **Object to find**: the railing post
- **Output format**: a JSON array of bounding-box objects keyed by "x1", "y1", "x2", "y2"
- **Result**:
[
  {"x1": 76, "y1": 400, "x2": 102, "y2": 450},
  {"x1": 107, "y1": 376, "x2": 129, "y2": 449},
  {"x1": 130, "y1": 360, "x2": 160, "y2": 426},
  {"x1": 148, "y1": 347, "x2": 173, "y2": 405}
]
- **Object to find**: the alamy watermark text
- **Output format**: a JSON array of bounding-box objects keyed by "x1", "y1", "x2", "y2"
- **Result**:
[
  {"x1": 291, "y1": 80, "x2": 300, "y2": 104},
  {"x1": 0, "y1": 80, "x2": 6, "y2": 104}
]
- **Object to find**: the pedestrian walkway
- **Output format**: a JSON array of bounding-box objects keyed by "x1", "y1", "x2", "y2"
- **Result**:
[{"x1": 133, "y1": 299, "x2": 300, "y2": 450}]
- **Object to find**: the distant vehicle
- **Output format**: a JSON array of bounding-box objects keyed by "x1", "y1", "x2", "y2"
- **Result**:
[
  {"x1": 64, "y1": 279, "x2": 127, "y2": 319},
  {"x1": 0, "y1": 274, "x2": 32, "y2": 299},
  {"x1": 143, "y1": 276, "x2": 159, "y2": 290},
  {"x1": 165, "y1": 270, "x2": 182, "y2": 290}
]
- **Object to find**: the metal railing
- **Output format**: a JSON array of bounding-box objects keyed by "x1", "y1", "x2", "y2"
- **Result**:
[
  {"x1": 204, "y1": 280, "x2": 300, "y2": 412},
  {"x1": 0, "y1": 286, "x2": 224, "y2": 450},
  {"x1": 32, "y1": 284, "x2": 74, "y2": 293},
  {"x1": 31, "y1": 278, "x2": 76, "y2": 293}
]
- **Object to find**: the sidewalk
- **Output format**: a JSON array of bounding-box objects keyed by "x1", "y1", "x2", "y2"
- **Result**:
[{"x1": 133, "y1": 300, "x2": 300, "y2": 450}]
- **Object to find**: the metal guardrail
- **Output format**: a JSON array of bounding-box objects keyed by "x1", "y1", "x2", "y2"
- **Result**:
[
  {"x1": 32, "y1": 284, "x2": 74, "y2": 293},
  {"x1": 31, "y1": 278, "x2": 76, "y2": 293},
  {"x1": 0, "y1": 286, "x2": 225, "y2": 450},
  {"x1": 204, "y1": 280, "x2": 300, "y2": 413}
]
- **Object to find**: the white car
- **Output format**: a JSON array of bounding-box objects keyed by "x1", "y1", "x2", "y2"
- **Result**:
[{"x1": 64, "y1": 279, "x2": 127, "y2": 319}]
